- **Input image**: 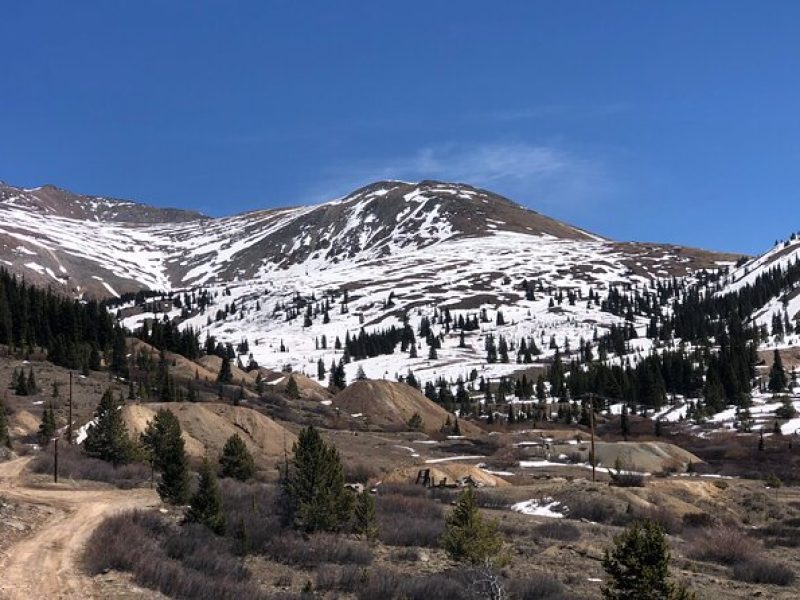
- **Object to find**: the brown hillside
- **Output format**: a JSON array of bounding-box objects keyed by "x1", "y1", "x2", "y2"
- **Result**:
[
  {"x1": 332, "y1": 379, "x2": 481, "y2": 436},
  {"x1": 121, "y1": 402, "x2": 296, "y2": 470},
  {"x1": 196, "y1": 355, "x2": 257, "y2": 385},
  {"x1": 260, "y1": 370, "x2": 332, "y2": 401}
]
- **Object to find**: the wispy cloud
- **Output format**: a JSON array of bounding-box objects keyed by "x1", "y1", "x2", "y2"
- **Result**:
[{"x1": 306, "y1": 141, "x2": 615, "y2": 215}]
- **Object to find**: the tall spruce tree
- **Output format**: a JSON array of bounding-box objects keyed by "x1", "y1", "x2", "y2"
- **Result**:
[
  {"x1": 602, "y1": 519, "x2": 695, "y2": 600},
  {"x1": 217, "y1": 355, "x2": 233, "y2": 384},
  {"x1": 284, "y1": 425, "x2": 353, "y2": 532},
  {"x1": 83, "y1": 388, "x2": 136, "y2": 467},
  {"x1": 141, "y1": 409, "x2": 190, "y2": 504},
  {"x1": 768, "y1": 349, "x2": 788, "y2": 393},
  {"x1": 84, "y1": 390, "x2": 136, "y2": 466},
  {"x1": 185, "y1": 459, "x2": 225, "y2": 535},
  {"x1": 285, "y1": 375, "x2": 300, "y2": 399},
  {"x1": 219, "y1": 433, "x2": 255, "y2": 481}
]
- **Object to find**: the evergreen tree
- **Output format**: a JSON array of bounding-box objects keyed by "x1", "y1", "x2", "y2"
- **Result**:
[
  {"x1": 38, "y1": 402, "x2": 56, "y2": 445},
  {"x1": 141, "y1": 409, "x2": 190, "y2": 504},
  {"x1": 26, "y1": 369, "x2": 38, "y2": 394},
  {"x1": 185, "y1": 459, "x2": 225, "y2": 535},
  {"x1": 217, "y1": 355, "x2": 233, "y2": 384},
  {"x1": 602, "y1": 520, "x2": 695, "y2": 600},
  {"x1": 407, "y1": 412, "x2": 423, "y2": 431},
  {"x1": 219, "y1": 433, "x2": 255, "y2": 481},
  {"x1": 768, "y1": 349, "x2": 788, "y2": 393},
  {"x1": 14, "y1": 369, "x2": 28, "y2": 396},
  {"x1": 284, "y1": 425, "x2": 353, "y2": 532},
  {"x1": 286, "y1": 375, "x2": 300, "y2": 399},
  {"x1": 441, "y1": 487, "x2": 504, "y2": 565},
  {"x1": 0, "y1": 400, "x2": 11, "y2": 449},
  {"x1": 84, "y1": 390, "x2": 136, "y2": 466},
  {"x1": 353, "y1": 491, "x2": 378, "y2": 541},
  {"x1": 620, "y1": 405, "x2": 631, "y2": 439}
]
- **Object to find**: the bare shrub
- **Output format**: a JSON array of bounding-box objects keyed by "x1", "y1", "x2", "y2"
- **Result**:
[
  {"x1": 392, "y1": 547, "x2": 420, "y2": 561},
  {"x1": 218, "y1": 478, "x2": 284, "y2": 553},
  {"x1": 376, "y1": 483, "x2": 429, "y2": 498},
  {"x1": 732, "y1": 558, "x2": 795, "y2": 586},
  {"x1": 377, "y1": 493, "x2": 443, "y2": 519},
  {"x1": 633, "y1": 505, "x2": 682, "y2": 534},
  {"x1": 534, "y1": 520, "x2": 581, "y2": 541},
  {"x1": 377, "y1": 513, "x2": 444, "y2": 547},
  {"x1": 345, "y1": 460, "x2": 378, "y2": 483},
  {"x1": 315, "y1": 564, "x2": 365, "y2": 593},
  {"x1": 506, "y1": 573, "x2": 565, "y2": 599},
  {"x1": 754, "y1": 519, "x2": 800, "y2": 548},
  {"x1": 30, "y1": 444, "x2": 149, "y2": 488},
  {"x1": 265, "y1": 532, "x2": 372, "y2": 566},
  {"x1": 681, "y1": 512, "x2": 716, "y2": 529},
  {"x1": 83, "y1": 510, "x2": 275, "y2": 600},
  {"x1": 561, "y1": 495, "x2": 621, "y2": 524},
  {"x1": 686, "y1": 526, "x2": 755, "y2": 565}
]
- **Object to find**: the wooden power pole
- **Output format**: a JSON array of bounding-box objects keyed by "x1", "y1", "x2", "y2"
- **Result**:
[
  {"x1": 67, "y1": 371, "x2": 73, "y2": 445},
  {"x1": 589, "y1": 393, "x2": 596, "y2": 483},
  {"x1": 53, "y1": 438, "x2": 59, "y2": 483}
]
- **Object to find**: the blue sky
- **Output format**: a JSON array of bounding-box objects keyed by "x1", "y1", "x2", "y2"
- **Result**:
[{"x1": 1, "y1": 1, "x2": 798, "y2": 254}]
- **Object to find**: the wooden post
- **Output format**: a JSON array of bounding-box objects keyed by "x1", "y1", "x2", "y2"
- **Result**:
[
  {"x1": 53, "y1": 438, "x2": 59, "y2": 484},
  {"x1": 589, "y1": 394, "x2": 596, "y2": 483},
  {"x1": 67, "y1": 371, "x2": 73, "y2": 445}
]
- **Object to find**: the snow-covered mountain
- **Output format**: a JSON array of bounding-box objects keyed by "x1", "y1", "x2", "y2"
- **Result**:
[
  {"x1": 715, "y1": 235, "x2": 800, "y2": 336},
  {"x1": 0, "y1": 179, "x2": 736, "y2": 298},
  {"x1": 0, "y1": 177, "x2": 742, "y2": 383}
]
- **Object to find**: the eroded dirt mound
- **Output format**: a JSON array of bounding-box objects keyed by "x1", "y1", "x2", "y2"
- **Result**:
[
  {"x1": 332, "y1": 379, "x2": 481, "y2": 436},
  {"x1": 121, "y1": 402, "x2": 296, "y2": 468},
  {"x1": 383, "y1": 463, "x2": 509, "y2": 488},
  {"x1": 592, "y1": 441, "x2": 701, "y2": 473},
  {"x1": 8, "y1": 409, "x2": 40, "y2": 437},
  {"x1": 260, "y1": 370, "x2": 332, "y2": 401}
]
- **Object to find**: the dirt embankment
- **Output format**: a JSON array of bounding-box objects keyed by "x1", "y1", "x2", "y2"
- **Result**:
[
  {"x1": 332, "y1": 379, "x2": 481, "y2": 437},
  {"x1": 122, "y1": 402, "x2": 297, "y2": 470}
]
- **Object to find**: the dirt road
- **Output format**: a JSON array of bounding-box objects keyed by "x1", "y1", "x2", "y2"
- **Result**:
[{"x1": 0, "y1": 457, "x2": 158, "y2": 600}]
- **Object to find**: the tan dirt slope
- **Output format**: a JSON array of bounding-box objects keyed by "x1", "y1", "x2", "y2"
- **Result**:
[
  {"x1": 122, "y1": 402, "x2": 296, "y2": 469},
  {"x1": 332, "y1": 379, "x2": 481, "y2": 436}
]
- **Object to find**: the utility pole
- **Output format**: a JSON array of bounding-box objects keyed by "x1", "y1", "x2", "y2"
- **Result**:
[
  {"x1": 589, "y1": 393, "x2": 596, "y2": 483},
  {"x1": 53, "y1": 438, "x2": 59, "y2": 483},
  {"x1": 67, "y1": 371, "x2": 73, "y2": 445}
]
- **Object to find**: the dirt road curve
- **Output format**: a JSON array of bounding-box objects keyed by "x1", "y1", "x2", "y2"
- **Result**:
[{"x1": 0, "y1": 457, "x2": 158, "y2": 600}]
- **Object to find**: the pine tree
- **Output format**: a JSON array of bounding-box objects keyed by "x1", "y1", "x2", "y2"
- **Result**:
[
  {"x1": 84, "y1": 390, "x2": 136, "y2": 466},
  {"x1": 14, "y1": 369, "x2": 28, "y2": 396},
  {"x1": 407, "y1": 412, "x2": 423, "y2": 431},
  {"x1": 442, "y1": 487, "x2": 504, "y2": 564},
  {"x1": 219, "y1": 433, "x2": 255, "y2": 481},
  {"x1": 0, "y1": 400, "x2": 11, "y2": 449},
  {"x1": 217, "y1": 355, "x2": 233, "y2": 384},
  {"x1": 768, "y1": 349, "x2": 788, "y2": 393},
  {"x1": 185, "y1": 459, "x2": 225, "y2": 535},
  {"x1": 285, "y1": 375, "x2": 300, "y2": 399},
  {"x1": 141, "y1": 409, "x2": 190, "y2": 504},
  {"x1": 38, "y1": 402, "x2": 56, "y2": 445},
  {"x1": 353, "y1": 491, "x2": 378, "y2": 541},
  {"x1": 284, "y1": 425, "x2": 353, "y2": 532},
  {"x1": 620, "y1": 405, "x2": 631, "y2": 439},
  {"x1": 26, "y1": 369, "x2": 38, "y2": 394},
  {"x1": 602, "y1": 519, "x2": 695, "y2": 600}
]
